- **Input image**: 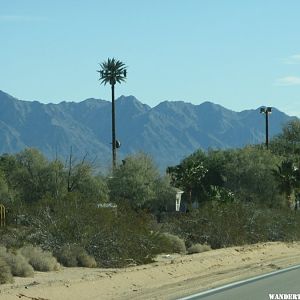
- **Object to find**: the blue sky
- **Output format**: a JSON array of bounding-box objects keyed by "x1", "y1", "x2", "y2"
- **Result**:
[{"x1": 1, "y1": 0, "x2": 300, "y2": 116}]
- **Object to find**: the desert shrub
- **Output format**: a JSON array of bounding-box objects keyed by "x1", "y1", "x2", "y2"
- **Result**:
[
  {"x1": 77, "y1": 251, "x2": 97, "y2": 268},
  {"x1": 0, "y1": 256, "x2": 14, "y2": 284},
  {"x1": 55, "y1": 244, "x2": 96, "y2": 268},
  {"x1": 0, "y1": 227, "x2": 29, "y2": 249},
  {"x1": 55, "y1": 245, "x2": 77, "y2": 267},
  {"x1": 86, "y1": 207, "x2": 177, "y2": 267},
  {"x1": 24, "y1": 193, "x2": 187, "y2": 268},
  {"x1": 162, "y1": 203, "x2": 255, "y2": 248},
  {"x1": 0, "y1": 231, "x2": 19, "y2": 249},
  {"x1": 162, "y1": 202, "x2": 300, "y2": 249},
  {"x1": 25, "y1": 196, "x2": 117, "y2": 253},
  {"x1": 161, "y1": 233, "x2": 186, "y2": 254},
  {"x1": 28, "y1": 200, "x2": 170, "y2": 268},
  {"x1": 187, "y1": 243, "x2": 212, "y2": 254},
  {"x1": 0, "y1": 246, "x2": 34, "y2": 277},
  {"x1": 8, "y1": 253, "x2": 34, "y2": 277},
  {"x1": 20, "y1": 245, "x2": 60, "y2": 272},
  {"x1": 88, "y1": 227, "x2": 161, "y2": 267}
]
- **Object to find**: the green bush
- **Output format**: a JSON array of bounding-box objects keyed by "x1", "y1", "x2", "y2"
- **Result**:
[
  {"x1": 0, "y1": 246, "x2": 34, "y2": 277},
  {"x1": 187, "y1": 243, "x2": 212, "y2": 254},
  {"x1": 0, "y1": 256, "x2": 14, "y2": 284},
  {"x1": 55, "y1": 244, "x2": 97, "y2": 268},
  {"x1": 20, "y1": 245, "x2": 60, "y2": 272},
  {"x1": 161, "y1": 233, "x2": 186, "y2": 254}
]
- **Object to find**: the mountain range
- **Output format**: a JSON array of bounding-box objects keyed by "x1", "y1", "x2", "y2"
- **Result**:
[{"x1": 0, "y1": 90, "x2": 295, "y2": 170}]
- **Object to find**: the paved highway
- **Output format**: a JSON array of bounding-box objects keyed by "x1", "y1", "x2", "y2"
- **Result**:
[{"x1": 178, "y1": 265, "x2": 300, "y2": 300}]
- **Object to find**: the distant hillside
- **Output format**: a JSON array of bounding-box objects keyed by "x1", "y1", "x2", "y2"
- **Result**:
[{"x1": 0, "y1": 90, "x2": 295, "y2": 170}]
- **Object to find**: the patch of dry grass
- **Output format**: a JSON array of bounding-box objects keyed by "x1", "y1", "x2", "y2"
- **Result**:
[
  {"x1": 0, "y1": 246, "x2": 34, "y2": 277},
  {"x1": 55, "y1": 244, "x2": 97, "y2": 268},
  {"x1": 187, "y1": 243, "x2": 212, "y2": 254},
  {"x1": 20, "y1": 245, "x2": 60, "y2": 272},
  {"x1": 161, "y1": 233, "x2": 186, "y2": 254},
  {"x1": 0, "y1": 256, "x2": 14, "y2": 284}
]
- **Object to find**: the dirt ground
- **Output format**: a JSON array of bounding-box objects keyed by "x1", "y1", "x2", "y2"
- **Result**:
[{"x1": 1, "y1": 241, "x2": 300, "y2": 300}]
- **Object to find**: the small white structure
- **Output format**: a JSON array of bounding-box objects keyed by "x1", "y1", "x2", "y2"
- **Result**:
[
  {"x1": 97, "y1": 203, "x2": 118, "y2": 209},
  {"x1": 174, "y1": 188, "x2": 184, "y2": 212}
]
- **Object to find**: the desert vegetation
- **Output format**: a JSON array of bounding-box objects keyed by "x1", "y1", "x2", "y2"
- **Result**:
[{"x1": 1, "y1": 120, "x2": 300, "y2": 283}]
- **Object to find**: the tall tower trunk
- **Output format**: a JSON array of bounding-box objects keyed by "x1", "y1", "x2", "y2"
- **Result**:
[
  {"x1": 111, "y1": 84, "x2": 116, "y2": 169},
  {"x1": 265, "y1": 112, "x2": 269, "y2": 149}
]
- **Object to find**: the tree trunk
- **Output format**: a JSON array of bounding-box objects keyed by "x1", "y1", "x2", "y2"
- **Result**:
[
  {"x1": 287, "y1": 193, "x2": 295, "y2": 210},
  {"x1": 187, "y1": 189, "x2": 192, "y2": 212}
]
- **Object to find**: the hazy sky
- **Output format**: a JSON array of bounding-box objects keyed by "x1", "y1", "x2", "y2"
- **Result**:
[{"x1": 1, "y1": 0, "x2": 300, "y2": 116}]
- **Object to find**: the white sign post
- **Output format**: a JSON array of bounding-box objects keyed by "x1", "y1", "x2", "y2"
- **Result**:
[{"x1": 175, "y1": 190, "x2": 184, "y2": 212}]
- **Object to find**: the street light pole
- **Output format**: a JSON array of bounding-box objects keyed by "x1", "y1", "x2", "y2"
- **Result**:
[{"x1": 260, "y1": 107, "x2": 272, "y2": 149}]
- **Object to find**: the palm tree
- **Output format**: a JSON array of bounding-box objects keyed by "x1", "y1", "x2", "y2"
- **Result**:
[{"x1": 98, "y1": 58, "x2": 127, "y2": 169}]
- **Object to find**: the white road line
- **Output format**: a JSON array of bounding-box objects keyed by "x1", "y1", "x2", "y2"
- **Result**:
[{"x1": 178, "y1": 264, "x2": 300, "y2": 300}]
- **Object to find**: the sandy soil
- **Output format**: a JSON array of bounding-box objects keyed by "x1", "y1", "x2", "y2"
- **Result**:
[{"x1": 1, "y1": 242, "x2": 300, "y2": 300}]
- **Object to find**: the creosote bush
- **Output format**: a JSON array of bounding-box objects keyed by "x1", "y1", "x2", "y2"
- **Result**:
[
  {"x1": 20, "y1": 245, "x2": 60, "y2": 272},
  {"x1": 0, "y1": 257, "x2": 14, "y2": 284},
  {"x1": 187, "y1": 243, "x2": 212, "y2": 254},
  {"x1": 0, "y1": 246, "x2": 34, "y2": 277},
  {"x1": 55, "y1": 244, "x2": 97, "y2": 268}
]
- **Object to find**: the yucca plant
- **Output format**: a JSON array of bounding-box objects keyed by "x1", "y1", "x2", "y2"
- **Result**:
[{"x1": 272, "y1": 160, "x2": 300, "y2": 208}]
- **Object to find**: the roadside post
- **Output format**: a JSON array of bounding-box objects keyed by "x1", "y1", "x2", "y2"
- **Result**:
[
  {"x1": 0, "y1": 204, "x2": 5, "y2": 227},
  {"x1": 175, "y1": 189, "x2": 184, "y2": 212}
]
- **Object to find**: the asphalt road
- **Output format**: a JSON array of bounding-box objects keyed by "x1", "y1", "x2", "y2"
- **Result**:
[{"x1": 178, "y1": 265, "x2": 300, "y2": 300}]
